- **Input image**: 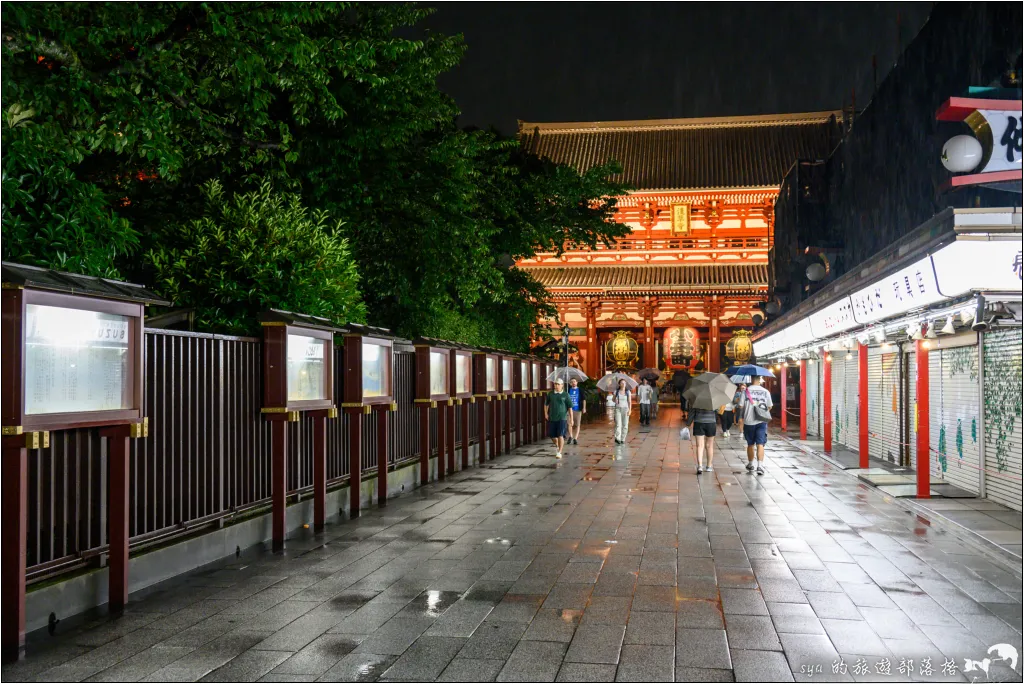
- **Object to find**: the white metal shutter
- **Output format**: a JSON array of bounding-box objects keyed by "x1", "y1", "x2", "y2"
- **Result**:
[
  {"x1": 982, "y1": 327, "x2": 1023, "y2": 511},
  {"x1": 930, "y1": 343, "x2": 981, "y2": 495},
  {"x1": 806, "y1": 359, "x2": 820, "y2": 438},
  {"x1": 831, "y1": 355, "x2": 846, "y2": 447},
  {"x1": 839, "y1": 353, "x2": 860, "y2": 451},
  {"x1": 868, "y1": 346, "x2": 902, "y2": 464},
  {"x1": 908, "y1": 350, "x2": 918, "y2": 473}
]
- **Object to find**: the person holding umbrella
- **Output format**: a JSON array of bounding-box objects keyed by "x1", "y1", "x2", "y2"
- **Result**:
[
  {"x1": 544, "y1": 378, "x2": 573, "y2": 458},
  {"x1": 597, "y1": 373, "x2": 638, "y2": 444},
  {"x1": 682, "y1": 372, "x2": 736, "y2": 474},
  {"x1": 637, "y1": 378, "x2": 653, "y2": 426},
  {"x1": 566, "y1": 377, "x2": 586, "y2": 444},
  {"x1": 728, "y1": 365, "x2": 775, "y2": 475}
]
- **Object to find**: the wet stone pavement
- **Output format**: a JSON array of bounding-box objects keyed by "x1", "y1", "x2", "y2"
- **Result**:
[{"x1": 5, "y1": 408, "x2": 1022, "y2": 683}]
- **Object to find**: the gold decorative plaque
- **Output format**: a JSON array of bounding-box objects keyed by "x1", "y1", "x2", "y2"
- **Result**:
[{"x1": 671, "y1": 203, "x2": 691, "y2": 236}]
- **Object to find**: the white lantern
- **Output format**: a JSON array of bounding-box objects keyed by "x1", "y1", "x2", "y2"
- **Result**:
[
  {"x1": 941, "y1": 135, "x2": 983, "y2": 173},
  {"x1": 806, "y1": 262, "x2": 827, "y2": 282}
]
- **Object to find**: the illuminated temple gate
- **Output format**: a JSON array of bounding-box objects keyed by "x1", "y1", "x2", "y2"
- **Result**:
[{"x1": 517, "y1": 112, "x2": 841, "y2": 375}]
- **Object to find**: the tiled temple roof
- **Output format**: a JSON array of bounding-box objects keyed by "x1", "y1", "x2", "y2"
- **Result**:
[{"x1": 522, "y1": 263, "x2": 768, "y2": 294}]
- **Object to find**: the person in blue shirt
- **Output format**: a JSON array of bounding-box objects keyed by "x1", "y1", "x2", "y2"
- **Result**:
[{"x1": 566, "y1": 377, "x2": 586, "y2": 445}]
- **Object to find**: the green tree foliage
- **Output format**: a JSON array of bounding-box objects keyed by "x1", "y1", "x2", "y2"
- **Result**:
[
  {"x1": 2, "y1": 2, "x2": 628, "y2": 348},
  {"x1": 146, "y1": 179, "x2": 365, "y2": 335}
]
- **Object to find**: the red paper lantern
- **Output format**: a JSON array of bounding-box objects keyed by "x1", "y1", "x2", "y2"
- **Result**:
[{"x1": 663, "y1": 326, "x2": 701, "y2": 371}]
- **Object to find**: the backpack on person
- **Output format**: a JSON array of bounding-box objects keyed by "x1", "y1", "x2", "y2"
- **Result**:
[{"x1": 744, "y1": 388, "x2": 772, "y2": 422}]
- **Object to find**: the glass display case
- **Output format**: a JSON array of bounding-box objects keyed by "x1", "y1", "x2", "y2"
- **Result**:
[
  {"x1": 260, "y1": 310, "x2": 338, "y2": 413},
  {"x1": 414, "y1": 339, "x2": 455, "y2": 402},
  {"x1": 341, "y1": 324, "x2": 398, "y2": 407},
  {"x1": 501, "y1": 358, "x2": 512, "y2": 393},
  {"x1": 452, "y1": 349, "x2": 473, "y2": 399}
]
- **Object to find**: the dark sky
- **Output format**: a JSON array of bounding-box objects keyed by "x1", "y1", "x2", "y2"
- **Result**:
[{"x1": 419, "y1": 2, "x2": 934, "y2": 134}]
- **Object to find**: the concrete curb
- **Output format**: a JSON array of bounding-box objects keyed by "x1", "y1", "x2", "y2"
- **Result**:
[{"x1": 776, "y1": 432, "x2": 1024, "y2": 574}]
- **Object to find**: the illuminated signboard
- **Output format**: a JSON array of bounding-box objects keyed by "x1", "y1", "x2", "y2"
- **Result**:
[{"x1": 849, "y1": 257, "x2": 943, "y2": 326}]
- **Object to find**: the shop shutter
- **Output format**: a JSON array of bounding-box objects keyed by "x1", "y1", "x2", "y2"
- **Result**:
[
  {"x1": 930, "y1": 340, "x2": 981, "y2": 495},
  {"x1": 908, "y1": 349, "x2": 918, "y2": 472},
  {"x1": 806, "y1": 359, "x2": 820, "y2": 438},
  {"x1": 868, "y1": 346, "x2": 903, "y2": 465},
  {"x1": 831, "y1": 354, "x2": 847, "y2": 448},
  {"x1": 839, "y1": 353, "x2": 860, "y2": 451},
  {"x1": 982, "y1": 327, "x2": 1023, "y2": 511}
]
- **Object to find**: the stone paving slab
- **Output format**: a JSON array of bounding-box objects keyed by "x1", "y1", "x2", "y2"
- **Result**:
[{"x1": 4, "y1": 408, "x2": 1022, "y2": 683}]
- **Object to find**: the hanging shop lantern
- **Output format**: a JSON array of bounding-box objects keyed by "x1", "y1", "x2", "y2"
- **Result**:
[
  {"x1": 724, "y1": 329, "x2": 753, "y2": 365},
  {"x1": 604, "y1": 331, "x2": 639, "y2": 370},
  {"x1": 663, "y1": 326, "x2": 701, "y2": 371}
]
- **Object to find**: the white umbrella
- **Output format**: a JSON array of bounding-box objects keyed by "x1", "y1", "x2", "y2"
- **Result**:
[
  {"x1": 597, "y1": 372, "x2": 639, "y2": 392},
  {"x1": 729, "y1": 375, "x2": 752, "y2": 385},
  {"x1": 547, "y1": 367, "x2": 589, "y2": 383}
]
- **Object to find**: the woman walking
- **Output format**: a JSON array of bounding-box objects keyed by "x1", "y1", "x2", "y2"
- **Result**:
[
  {"x1": 686, "y1": 406, "x2": 718, "y2": 473},
  {"x1": 612, "y1": 378, "x2": 632, "y2": 444},
  {"x1": 718, "y1": 396, "x2": 735, "y2": 438}
]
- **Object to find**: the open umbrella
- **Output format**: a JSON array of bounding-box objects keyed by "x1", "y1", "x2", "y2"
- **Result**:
[
  {"x1": 636, "y1": 368, "x2": 662, "y2": 382},
  {"x1": 547, "y1": 367, "x2": 589, "y2": 383},
  {"x1": 671, "y1": 372, "x2": 691, "y2": 390},
  {"x1": 597, "y1": 372, "x2": 639, "y2": 392},
  {"x1": 682, "y1": 372, "x2": 737, "y2": 410},
  {"x1": 729, "y1": 375, "x2": 752, "y2": 385},
  {"x1": 724, "y1": 364, "x2": 776, "y2": 378}
]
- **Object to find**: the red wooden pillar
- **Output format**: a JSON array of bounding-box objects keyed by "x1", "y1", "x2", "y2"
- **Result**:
[
  {"x1": 348, "y1": 408, "x2": 363, "y2": 518},
  {"x1": 2, "y1": 434, "x2": 30, "y2": 661},
  {"x1": 780, "y1": 366, "x2": 788, "y2": 432},
  {"x1": 269, "y1": 417, "x2": 289, "y2": 549},
  {"x1": 490, "y1": 399, "x2": 498, "y2": 458},
  {"x1": 478, "y1": 399, "x2": 488, "y2": 463},
  {"x1": 100, "y1": 425, "x2": 132, "y2": 611},
  {"x1": 504, "y1": 397, "x2": 512, "y2": 454},
  {"x1": 447, "y1": 400, "x2": 457, "y2": 472},
  {"x1": 375, "y1": 406, "x2": 389, "y2": 504},
  {"x1": 515, "y1": 396, "x2": 522, "y2": 449},
  {"x1": 437, "y1": 403, "x2": 447, "y2": 480},
  {"x1": 462, "y1": 400, "x2": 471, "y2": 468},
  {"x1": 311, "y1": 411, "x2": 328, "y2": 531},
  {"x1": 823, "y1": 353, "x2": 833, "y2": 453},
  {"x1": 799, "y1": 360, "x2": 807, "y2": 440},
  {"x1": 858, "y1": 343, "x2": 869, "y2": 468},
  {"x1": 420, "y1": 404, "x2": 431, "y2": 485},
  {"x1": 916, "y1": 340, "x2": 931, "y2": 498}
]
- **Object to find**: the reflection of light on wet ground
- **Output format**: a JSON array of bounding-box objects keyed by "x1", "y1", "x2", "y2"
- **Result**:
[{"x1": 485, "y1": 538, "x2": 511, "y2": 545}]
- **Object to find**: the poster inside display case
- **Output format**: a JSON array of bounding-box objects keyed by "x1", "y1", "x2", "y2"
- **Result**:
[
  {"x1": 362, "y1": 341, "x2": 389, "y2": 398},
  {"x1": 502, "y1": 359, "x2": 512, "y2": 392},
  {"x1": 520, "y1": 360, "x2": 528, "y2": 390},
  {"x1": 532, "y1": 363, "x2": 540, "y2": 391},
  {"x1": 430, "y1": 351, "x2": 447, "y2": 396},
  {"x1": 24, "y1": 304, "x2": 132, "y2": 415},
  {"x1": 286, "y1": 334, "x2": 328, "y2": 402},
  {"x1": 486, "y1": 357, "x2": 497, "y2": 392},
  {"x1": 456, "y1": 354, "x2": 471, "y2": 394}
]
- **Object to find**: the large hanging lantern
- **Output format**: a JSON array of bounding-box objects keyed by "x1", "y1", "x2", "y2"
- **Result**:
[
  {"x1": 663, "y1": 326, "x2": 700, "y2": 371},
  {"x1": 725, "y1": 329, "x2": 753, "y2": 365},
  {"x1": 604, "y1": 331, "x2": 639, "y2": 370}
]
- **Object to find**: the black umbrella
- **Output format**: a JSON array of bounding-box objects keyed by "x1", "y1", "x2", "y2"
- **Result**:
[
  {"x1": 671, "y1": 372, "x2": 691, "y2": 390},
  {"x1": 636, "y1": 368, "x2": 662, "y2": 382}
]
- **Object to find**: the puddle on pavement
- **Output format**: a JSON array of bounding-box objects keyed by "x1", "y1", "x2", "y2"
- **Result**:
[
  {"x1": 330, "y1": 591, "x2": 381, "y2": 609},
  {"x1": 404, "y1": 590, "x2": 463, "y2": 618}
]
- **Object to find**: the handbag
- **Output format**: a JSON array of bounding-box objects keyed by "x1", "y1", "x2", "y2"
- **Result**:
[
  {"x1": 744, "y1": 388, "x2": 772, "y2": 422},
  {"x1": 679, "y1": 427, "x2": 691, "y2": 440}
]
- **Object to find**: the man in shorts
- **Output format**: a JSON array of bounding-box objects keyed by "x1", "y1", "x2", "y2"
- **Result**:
[
  {"x1": 737, "y1": 375, "x2": 773, "y2": 475},
  {"x1": 544, "y1": 379, "x2": 573, "y2": 458},
  {"x1": 566, "y1": 377, "x2": 586, "y2": 444}
]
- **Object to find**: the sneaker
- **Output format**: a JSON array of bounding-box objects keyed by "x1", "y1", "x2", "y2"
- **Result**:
[
  {"x1": 573, "y1": 438, "x2": 579, "y2": 445},
  {"x1": 756, "y1": 466, "x2": 764, "y2": 475},
  {"x1": 556, "y1": 452, "x2": 562, "y2": 459},
  {"x1": 723, "y1": 430, "x2": 730, "y2": 438},
  {"x1": 705, "y1": 465, "x2": 713, "y2": 472},
  {"x1": 746, "y1": 462, "x2": 755, "y2": 472},
  {"x1": 696, "y1": 466, "x2": 703, "y2": 474}
]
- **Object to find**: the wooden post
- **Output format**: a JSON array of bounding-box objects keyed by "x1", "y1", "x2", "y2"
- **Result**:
[
  {"x1": 375, "y1": 406, "x2": 389, "y2": 504},
  {"x1": 447, "y1": 400, "x2": 457, "y2": 472},
  {"x1": 504, "y1": 396, "x2": 512, "y2": 454},
  {"x1": 478, "y1": 399, "x2": 488, "y2": 463},
  {"x1": 437, "y1": 402, "x2": 447, "y2": 480},
  {"x1": 348, "y1": 409, "x2": 363, "y2": 518},
  {"x1": 311, "y1": 412, "x2": 328, "y2": 532},
  {"x1": 489, "y1": 399, "x2": 497, "y2": 459},
  {"x1": 916, "y1": 340, "x2": 930, "y2": 498},
  {"x1": 823, "y1": 353, "x2": 833, "y2": 453},
  {"x1": 1, "y1": 435, "x2": 29, "y2": 662},
  {"x1": 420, "y1": 404, "x2": 430, "y2": 485},
  {"x1": 514, "y1": 396, "x2": 522, "y2": 449},
  {"x1": 799, "y1": 360, "x2": 807, "y2": 440},
  {"x1": 462, "y1": 400, "x2": 471, "y2": 468},
  {"x1": 780, "y1": 366, "x2": 788, "y2": 432},
  {"x1": 267, "y1": 417, "x2": 289, "y2": 549},
  {"x1": 859, "y1": 343, "x2": 869, "y2": 468},
  {"x1": 100, "y1": 424, "x2": 132, "y2": 611}
]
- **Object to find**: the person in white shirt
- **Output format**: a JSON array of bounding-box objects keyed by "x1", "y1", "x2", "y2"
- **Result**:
[
  {"x1": 737, "y1": 376, "x2": 773, "y2": 475},
  {"x1": 612, "y1": 379, "x2": 632, "y2": 444},
  {"x1": 637, "y1": 379, "x2": 653, "y2": 426}
]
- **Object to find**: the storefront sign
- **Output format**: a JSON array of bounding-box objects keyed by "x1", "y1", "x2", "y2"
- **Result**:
[
  {"x1": 808, "y1": 298, "x2": 857, "y2": 338},
  {"x1": 977, "y1": 109, "x2": 1023, "y2": 174},
  {"x1": 931, "y1": 239, "x2": 1024, "y2": 296},
  {"x1": 849, "y1": 256, "x2": 943, "y2": 325}
]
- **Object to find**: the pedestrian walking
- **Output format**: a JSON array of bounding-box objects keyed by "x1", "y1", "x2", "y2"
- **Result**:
[
  {"x1": 544, "y1": 378, "x2": 573, "y2": 458},
  {"x1": 686, "y1": 407, "x2": 718, "y2": 473},
  {"x1": 650, "y1": 382, "x2": 660, "y2": 420},
  {"x1": 567, "y1": 377, "x2": 586, "y2": 444},
  {"x1": 612, "y1": 379, "x2": 632, "y2": 444},
  {"x1": 737, "y1": 376, "x2": 773, "y2": 474},
  {"x1": 637, "y1": 378, "x2": 653, "y2": 426},
  {"x1": 718, "y1": 394, "x2": 736, "y2": 438}
]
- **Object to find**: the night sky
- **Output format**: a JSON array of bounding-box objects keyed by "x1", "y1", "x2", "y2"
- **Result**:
[{"x1": 419, "y1": 2, "x2": 934, "y2": 134}]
